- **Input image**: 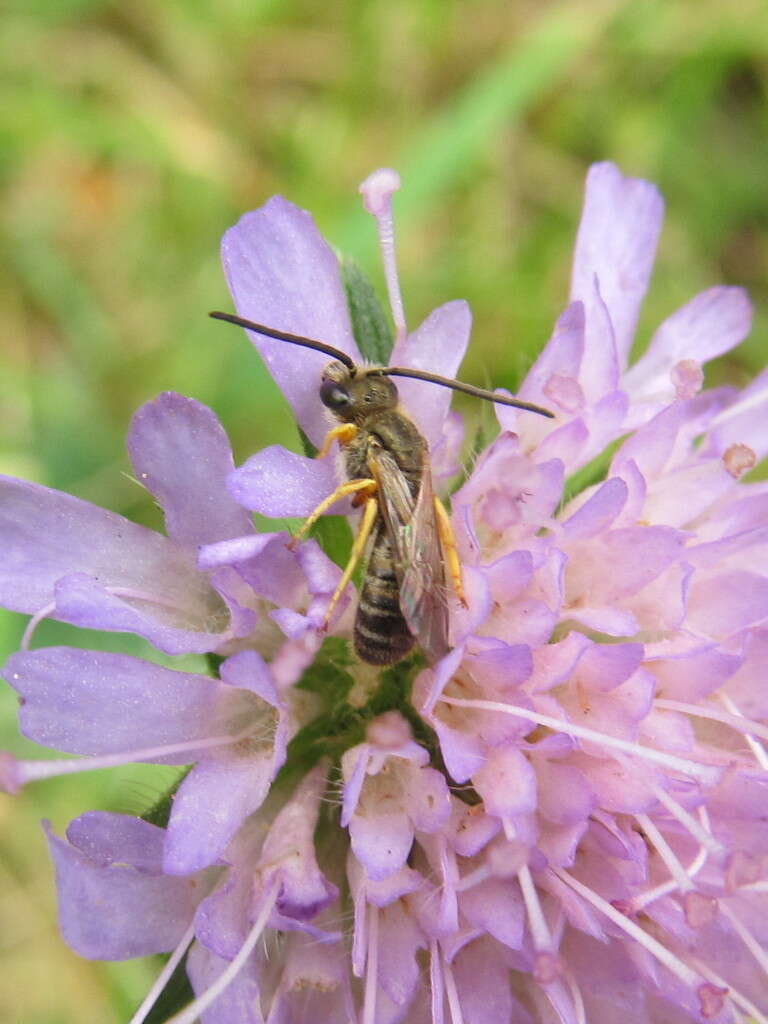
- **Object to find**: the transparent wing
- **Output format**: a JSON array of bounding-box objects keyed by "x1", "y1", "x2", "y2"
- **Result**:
[{"x1": 368, "y1": 445, "x2": 449, "y2": 663}]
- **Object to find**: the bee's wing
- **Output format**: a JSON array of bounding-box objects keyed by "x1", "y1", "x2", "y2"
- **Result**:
[{"x1": 369, "y1": 446, "x2": 450, "y2": 664}]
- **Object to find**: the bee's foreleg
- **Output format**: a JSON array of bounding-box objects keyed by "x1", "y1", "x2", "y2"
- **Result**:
[
  {"x1": 321, "y1": 493, "x2": 378, "y2": 629},
  {"x1": 316, "y1": 423, "x2": 358, "y2": 458},
  {"x1": 287, "y1": 477, "x2": 377, "y2": 550},
  {"x1": 434, "y1": 497, "x2": 468, "y2": 608}
]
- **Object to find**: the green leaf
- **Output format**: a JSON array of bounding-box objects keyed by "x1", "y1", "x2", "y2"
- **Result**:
[
  {"x1": 140, "y1": 767, "x2": 191, "y2": 829},
  {"x1": 341, "y1": 256, "x2": 394, "y2": 363}
]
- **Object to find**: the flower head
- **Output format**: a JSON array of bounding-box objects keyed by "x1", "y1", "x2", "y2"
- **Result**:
[{"x1": 3, "y1": 163, "x2": 768, "y2": 1024}]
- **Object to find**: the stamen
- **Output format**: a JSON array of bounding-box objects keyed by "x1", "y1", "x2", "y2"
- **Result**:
[
  {"x1": 632, "y1": 840, "x2": 708, "y2": 912},
  {"x1": 165, "y1": 879, "x2": 279, "y2": 1024},
  {"x1": 20, "y1": 584, "x2": 217, "y2": 654},
  {"x1": 688, "y1": 956, "x2": 768, "y2": 1024},
  {"x1": 720, "y1": 901, "x2": 768, "y2": 978},
  {"x1": 650, "y1": 786, "x2": 724, "y2": 856},
  {"x1": 719, "y1": 693, "x2": 768, "y2": 770},
  {"x1": 361, "y1": 903, "x2": 379, "y2": 1024},
  {"x1": 635, "y1": 813, "x2": 694, "y2": 894},
  {"x1": 6, "y1": 728, "x2": 251, "y2": 789},
  {"x1": 439, "y1": 696, "x2": 723, "y2": 785},
  {"x1": 128, "y1": 921, "x2": 196, "y2": 1024},
  {"x1": 358, "y1": 168, "x2": 407, "y2": 343},
  {"x1": 20, "y1": 601, "x2": 55, "y2": 650},
  {"x1": 442, "y1": 958, "x2": 466, "y2": 1024},
  {"x1": 553, "y1": 868, "x2": 703, "y2": 992},
  {"x1": 518, "y1": 862, "x2": 552, "y2": 948},
  {"x1": 454, "y1": 864, "x2": 491, "y2": 892},
  {"x1": 429, "y1": 941, "x2": 445, "y2": 1024},
  {"x1": 562, "y1": 965, "x2": 587, "y2": 1024},
  {"x1": 654, "y1": 696, "x2": 768, "y2": 747}
]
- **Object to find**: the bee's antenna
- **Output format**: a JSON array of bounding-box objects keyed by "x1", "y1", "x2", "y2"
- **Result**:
[
  {"x1": 209, "y1": 311, "x2": 357, "y2": 371},
  {"x1": 377, "y1": 366, "x2": 555, "y2": 418}
]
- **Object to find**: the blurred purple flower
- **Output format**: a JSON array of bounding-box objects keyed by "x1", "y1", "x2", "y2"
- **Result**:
[{"x1": 3, "y1": 163, "x2": 768, "y2": 1024}]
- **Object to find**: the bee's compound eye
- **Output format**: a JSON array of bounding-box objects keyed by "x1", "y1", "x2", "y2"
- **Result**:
[{"x1": 320, "y1": 378, "x2": 351, "y2": 410}]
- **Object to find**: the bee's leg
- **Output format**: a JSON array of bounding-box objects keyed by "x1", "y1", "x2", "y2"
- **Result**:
[
  {"x1": 316, "y1": 424, "x2": 358, "y2": 458},
  {"x1": 434, "y1": 497, "x2": 468, "y2": 608},
  {"x1": 322, "y1": 493, "x2": 378, "y2": 629},
  {"x1": 287, "y1": 477, "x2": 377, "y2": 549}
]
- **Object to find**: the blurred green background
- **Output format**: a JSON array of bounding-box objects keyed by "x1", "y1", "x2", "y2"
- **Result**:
[{"x1": 1, "y1": 0, "x2": 767, "y2": 1020}]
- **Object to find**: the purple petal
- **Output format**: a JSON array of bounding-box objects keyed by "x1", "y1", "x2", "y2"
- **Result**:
[
  {"x1": 164, "y1": 757, "x2": 277, "y2": 875},
  {"x1": 473, "y1": 746, "x2": 537, "y2": 820},
  {"x1": 687, "y1": 570, "x2": 768, "y2": 639},
  {"x1": 66, "y1": 811, "x2": 168, "y2": 872},
  {"x1": 186, "y1": 940, "x2": 264, "y2": 1024},
  {"x1": 52, "y1": 572, "x2": 231, "y2": 655},
  {"x1": 221, "y1": 196, "x2": 360, "y2": 447},
  {"x1": 0, "y1": 476, "x2": 216, "y2": 620},
  {"x1": 128, "y1": 393, "x2": 254, "y2": 548},
  {"x1": 348, "y1": 810, "x2": 413, "y2": 881},
  {"x1": 570, "y1": 162, "x2": 664, "y2": 366},
  {"x1": 45, "y1": 817, "x2": 198, "y2": 959},
  {"x1": 562, "y1": 477, "x2": 628, "y2": 539},
  {"x1": 227, "y1": 446, "x2": 342, "y2": 518},
  {"x1": 579, "y1": 275, "x2": 620, "y2": 401},
  {"x1": 389, "y1": 300, "x2": 472, "y2": 449},
  {"x1": 460, "y1": 877, "x2": 524, "y2": 949},
  {"x1": 377, "y1": 900, "x2": 425, "y2": 1011},
  {"x1": 576, "y1": 642, "x2": 645, "y2": 693},
  {"x1": 536, "y1": 760, "x2": 595, "y2": 825},
  {"x1": 567, "y1": 605, "x2": 640, "y2": 636},
  {"x1": 451, "y1": 936, "x2": 516, "y2": 1024},
  {"x1": 5, "y1": 647, "x2": 224, "y2": 757},
  {"x1": 624, "y1": 287, "x2": 752, "y2": 402},
  {"x1": 708, "y1": 370, "x2": 768, "y2": 459},
  {"x1": 518, "y1": 302, "x2": 585, "y2": 406}
]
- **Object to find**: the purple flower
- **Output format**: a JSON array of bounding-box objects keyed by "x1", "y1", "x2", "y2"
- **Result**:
[{"x1": 3, "y1": 164, "x2": 768, "y2": 1024}]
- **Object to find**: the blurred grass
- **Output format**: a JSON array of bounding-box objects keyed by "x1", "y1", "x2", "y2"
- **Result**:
[{"x1": 1, "y1": 0, "x2": 767, "y2": 1020}]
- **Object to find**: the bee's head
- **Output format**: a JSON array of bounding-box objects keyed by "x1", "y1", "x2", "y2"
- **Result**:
[{"x1": 320, "y1": 361, "x2": 398, "y2": 423}]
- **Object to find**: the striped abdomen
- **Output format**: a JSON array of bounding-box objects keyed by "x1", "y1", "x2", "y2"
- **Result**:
[{"x1": 354, "y1": 526, "x2": 414, "y2": 665}]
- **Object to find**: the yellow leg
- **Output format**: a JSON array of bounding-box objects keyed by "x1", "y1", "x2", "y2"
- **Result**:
[
  {"x1": 287, "y1": 477, "x2": 377, "y2": 549},
  {"x1": 322, "y1": 496, "x2": 379, "y2": 628},
  {"x1": 316, "y1": 423, "x2": 358, "y2": 458},
  {"x1": 434, "y1": 497, "x2": 468, "y2": 607}
]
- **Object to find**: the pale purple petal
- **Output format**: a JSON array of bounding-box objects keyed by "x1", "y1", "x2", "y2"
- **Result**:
[
  {"x1": 128, "y1": 393, "x2": 254, "y2": 547},
  {"x1": 221, "y1": 196, "x2": 360, "y2": 446},
  {"x1": 473, "y1": 746, "x2": 537, "y2": 821},
  {"x1": 389, "y1": 300, "x2": 472, "y2": 449},
  {"x1": 460, "y1": 878, "x2": 524, "y2": 949},
  {"x1": 228, "y1": 446, "x2": 342, "y2": 518},
  {"x1": 5, "y1": 647, "x2": 224, "y2": 758},
  {"x1": 686, "y1": 570, "x2": 768, "y2": 638},
  {"x1": 570, "y1": 162, "x2": 664, "y2": 366},
  {"x1": 66, "y1": 812, "x2": 168, "y2": 872},
  {"x1": 186, "y1": 940, "x2": 264, "y2": 1024},
  {"x1": 536, "y1": 760, "x2": 595, "y2": 825},
  {"x1": 46, "y1": 818, "x2": 198, "y2": 959},
  {"x1": 708, "y1": 370, "x2": 768, "y2": 459},
  {"x1": 164, "y1": 757, "x2": 277, "y2": 875},
  {"x1": 624, "y1": 287, "x2": 752, "y2": 403},
  {"x1": 377, "y1": 900, "x2": 425, "y2": 1012},
  {"x1": 579, "y1": 275, "x2": 620, "y2": 401},
  {"x1": 52, "y1": 572, "x2": 232, "y2": 655},
  {"x1": 348, "y1": 811, "x2": 413, "y2": 881},
  {"x1": 562, "y1": 477, "x2": 628, "y2": 539},
  {"x1": 518, "y1": 302, "x2": 585, "y2": 407},
  {"x1": 0, "y1": 476, "x2": 215, "y2": 619},
  {"x1": 451, "y1": 936, "x2": 516, "y2": 1024}
]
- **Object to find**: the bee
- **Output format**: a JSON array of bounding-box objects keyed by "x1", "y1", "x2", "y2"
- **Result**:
[{"x1": 210, "y1": 311, "x2": 554, "y2": 665}]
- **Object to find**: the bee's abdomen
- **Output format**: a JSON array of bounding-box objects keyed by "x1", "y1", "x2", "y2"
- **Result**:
[{"x1": 354, "y1": 531, "x2": 414, "y2": 665}]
